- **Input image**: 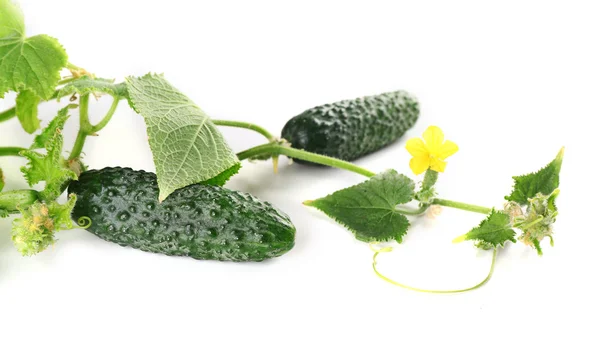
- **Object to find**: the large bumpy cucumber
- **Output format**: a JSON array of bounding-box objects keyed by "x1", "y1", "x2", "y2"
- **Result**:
[
  {"x1": 281, "y1": 91, "x2": 419, "y2": 162},
  {"x1": 68, "y1": 167, "x2": 295, "y2": 262}
]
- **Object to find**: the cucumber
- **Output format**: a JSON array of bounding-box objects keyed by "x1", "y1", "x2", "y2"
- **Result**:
[
  {"x1": 281, "y1": 91, "x2": 419, "y2": 162},
  {"x1": 68, "y1": 167, "x2": 295, "y2": 262}
]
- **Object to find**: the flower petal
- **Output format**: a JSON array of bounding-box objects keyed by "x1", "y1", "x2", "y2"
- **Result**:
[
  {"x1": 409, "y1": 156, "x2": 430, "y2": 175},
  {"x1": 422, "y1": 126, "x2": 444, "y2": 150},
  {"x1": 406, "y1": 137, "x2": 428, "y2": 157},
  {"x1": 438, "y1": 140, "x2": 459, "y2": 159},
  {"x1": 429, "y1": 157, "x2": 447, "y2": 173}
]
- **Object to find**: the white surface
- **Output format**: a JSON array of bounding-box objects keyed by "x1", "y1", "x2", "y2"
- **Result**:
[{"x1": 1, "y1": 0, "x2": 599, "y2": 339}]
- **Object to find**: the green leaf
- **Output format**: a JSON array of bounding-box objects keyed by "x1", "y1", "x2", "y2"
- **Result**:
[
  {"x1": 454, "y1": 209, "x2": 516, "y2": 249},
  {"x1": 125, "y1": 73, "x2": 240, "y2": 201},
  {"x1": 56, "y1": 76, "x2": 128, "y2": 99},
  {"x1": 304, "y1": 169, "x2": 415, "y2": 243},
  {"x1": 0, "y1": 0, "x2": 68, "y2": 99},
  {"x1": 20, "y1": 107, "x2": 77, "y2": 201},
  {"x1": 15, "y1": 90, "x2": 41, "y2": 133},
  {"x1": 11, "y1": 194, "x2": 77, "y2": 256},
  {"x1": 30, "y1": 104, "x2": 75, "y2": 149},
  {"x1": 505, "y1": 148, "x2": 564, "y2": 205}
]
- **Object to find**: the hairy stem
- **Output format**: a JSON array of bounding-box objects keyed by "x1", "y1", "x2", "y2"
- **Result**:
[
  {"x1": 371, "y1": 246, "x2": 498, "y2": 293},
  {"x1": 68, "y1": 94, "x2": 91, "y2": 161},
  {"x1": 431, "y1": 198, "x2": 492, "y2": 215},
  {"x1": 212, "y1": 119, "x2": 276, "y2": 142},
  {"x1": 0, "y1": 147, "x2": 26, "y2": 157},
  {"x1": 237, "y1": 142, "x2": 376, "y2": 178}
]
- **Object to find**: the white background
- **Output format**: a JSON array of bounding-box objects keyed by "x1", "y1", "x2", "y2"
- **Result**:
[{"x1": 1, "y1": 0, "x2": 599, "y2": 339}]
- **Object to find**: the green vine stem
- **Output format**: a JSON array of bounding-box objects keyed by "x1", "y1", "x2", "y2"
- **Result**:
[
  {"x1": 396, "y1": 205, "x2": 429, "y2": 216},
  {"x1": 213, "y1": 119, "x2": 276, "y2": 142},
  {"x1": 430, "y1": 198, "x2": 492, "y2": 215},
  {"x1": 68, "y1": 95, "x2": 121, "y2": 161},
  {"x1": 68, "y1": 94, "x2": 91, "y2": 161},
  {"x1": 236, "y1": 141, "x2": 493, "y2": 216},
  {"x1": 91, "y1": 96, "x2": 120, "y2": 133},
  {"x1": 237, "y1": 142, "x2": 377, "y2": 178},
  {"x1": 371, "y1": 245, "x2": 498, "y2": 293},
  {"x1": 0, "y1": 107, "x2": 16, "y2": 123},
  {"x1": 0, "y1": 147, "x2": 26, "y2": 157}
]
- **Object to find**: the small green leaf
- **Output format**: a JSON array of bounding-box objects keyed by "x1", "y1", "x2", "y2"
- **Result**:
[
  {"x1": 453, "y1": 210, "x2": 516, "y2": 249},
  {"x1": 304, "y1": 169, "x2": 415, "y2": 243},
  {"x1": 20, "y1": 108, "x2": 77, "y2": 201},
  {"x1": 126, "y1": 74, "x2": 240, "y2": 201},
  {"x1": 11, "y1": 194, "x2": 77, "y2": 256},
  {"x1": 0, "y1": 0, "x2": 68, "y2": 99},
  {"x1": 31, "y1": 104, "x2": 75, "y2": 149},
  {"x1": 0, "y1": 167, "x2": 4, "y2": 191},
  {"x1": 505, "y1": 148, "x2": 564, "y2": 205},
  {"x1": 56, "y1": 76, "x2": 128, "y2": 99},
  {"x1": 15, "y1": 90, "x2": 41, "y2": 133}
]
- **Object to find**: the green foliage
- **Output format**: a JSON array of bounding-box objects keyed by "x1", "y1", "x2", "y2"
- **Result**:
[
  {"x1": 20, "y1": 107, "x2": 77, "y2": 201},
  {"x1": 415, "y1": 169, "x2": 438, "y2": 203},
  {"x1": 454, "y1": 210, "x2": 516, "y2": 249},
  {"x1": 11, "y1": 194, "x2": 77, "y2": 256},
  {"x1": 304, "y1": 169, "x2": 415, "y2": 243},
  {"x1": 0, "y1": 0, "x2": 68, "y2": 99},
  {"x1": 512, "y1": 189, "x2": 560, "y2": 255},
  {"x1": 30, "y1": 105, "x2": 76, "y2": 149},
  {"x1": 125, "y1": 73, "x2": 240, "y2": 201},
  {"x1": 15, "y1": 90, "x2": 41, "y2": 133},
  {"x1": 505, "y1": 148, "x2": 564, "y2": 205},
  {"x1": 0, "y1": 167, "x2": 4, "y2": 191},
  {"x1": 56, "y1": 76, "x2": 128, "y2": 99}
]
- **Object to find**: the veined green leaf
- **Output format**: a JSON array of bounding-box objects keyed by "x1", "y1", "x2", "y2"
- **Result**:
[
  {"x1": 56, "y1": 76, "x2": 128, "y2": 99},
  {"x1": 15, "y1": 90, "x2": 41, "y2": 133},
  {"x1": 304, "y1": 169, "x2": 415, "y2": 243},
  {"x1": 505, "y1": 148, "x2": 564, "y2": 205},
  {"x1": 126, "y1": 74, "x2": 240, "y2": 201},
  {"x1": 20, "y1": 106, "x2": 77, "y2": 201},
  {"x1": 0, "y1": 0, "x2": 68, "y2": 99},
  {"x1": 31, "y1": 104, "x2": 75, "y2": 149},
  {"x1": 454, "y1": 210, "x2": 515, "y2": 249}
]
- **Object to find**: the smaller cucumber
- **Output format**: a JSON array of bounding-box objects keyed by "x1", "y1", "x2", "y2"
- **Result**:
[
  {"x1": 68, "y1": 167, "x2": 296, "y2": 262},
  {"x1": 281, "y1": 91, "x2": 419, "y2": 162}
]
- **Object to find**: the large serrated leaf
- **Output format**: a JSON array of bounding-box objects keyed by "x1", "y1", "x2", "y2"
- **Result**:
[
  {"x1": 456, "y1": 209, "x2": 516, "y2": 248},
  {"x1": 505, "y1": 148, "x2": 564, "y2": 205},
  {"x1": 0, "y1": 0, "x2": 68, "y2": 99},
  {"x1": 56, "y1": 76, "x2": 128, "y2": 99},
  {"x1": 125, "y1": 74, "x2": 240, "y2": 201},
  {"x1": 305, "y1": 169, "x2": 415, "y2": 243}
]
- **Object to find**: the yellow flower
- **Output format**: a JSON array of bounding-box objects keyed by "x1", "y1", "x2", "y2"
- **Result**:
[{"x1": 406, "y1": 126, "x2": 458, "y2": 175}]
